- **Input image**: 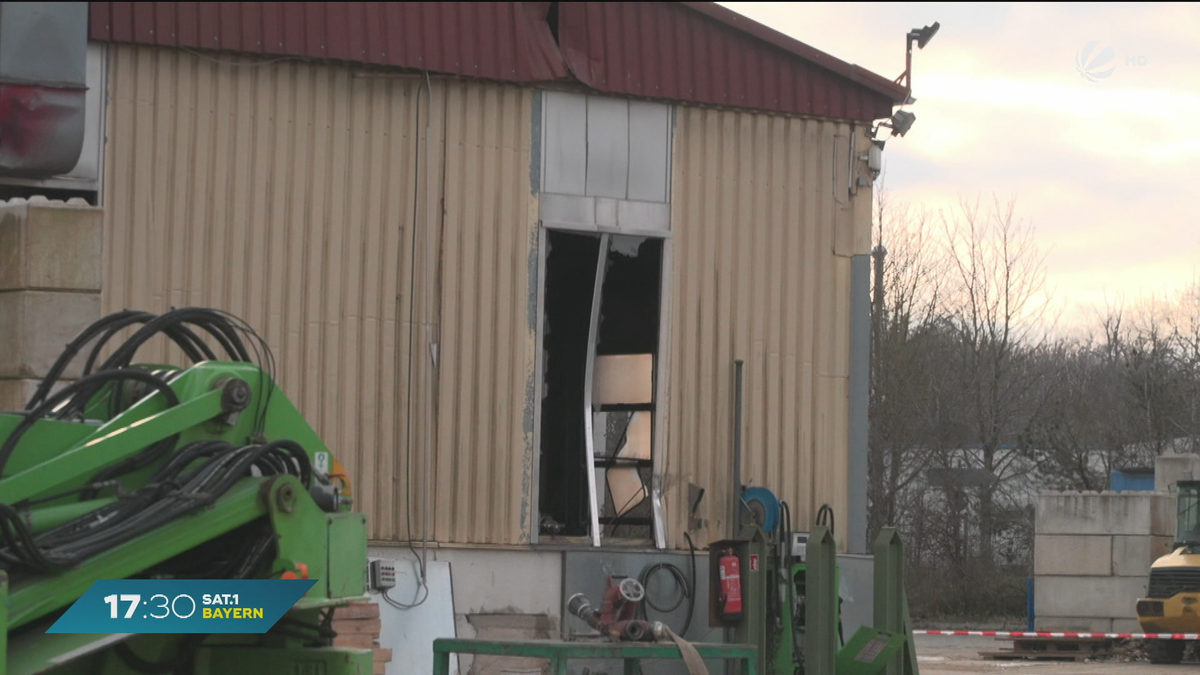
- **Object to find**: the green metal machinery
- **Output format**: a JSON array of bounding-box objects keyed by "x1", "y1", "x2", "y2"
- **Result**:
[
  {"x1": 1, "y1": 308, "x2": 372, "y2": 675},
  {"x1": 710, "y1": 513, "x2": 919, "y2": 675}
]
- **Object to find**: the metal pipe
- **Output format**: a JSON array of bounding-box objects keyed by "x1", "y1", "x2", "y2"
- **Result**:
[
  {"x1": 583, "y1": 234, "x2": 610, "y2": 547},
  {"x1": 567, "y1": 593, "x2": 594, "y2": 624},
  {"x1": 732, "y1": 359, "x2": 744, "y2": 537}
]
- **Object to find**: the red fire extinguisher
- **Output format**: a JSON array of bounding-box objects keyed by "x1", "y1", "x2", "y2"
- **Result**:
[{"x1": 717, "y1": 548, "x2": 743, "y2": 621}]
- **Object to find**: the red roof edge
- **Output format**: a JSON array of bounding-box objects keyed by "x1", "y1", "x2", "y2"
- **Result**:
[{"x1": 682, "y1": 2, "x2": 909, "y2": 106}]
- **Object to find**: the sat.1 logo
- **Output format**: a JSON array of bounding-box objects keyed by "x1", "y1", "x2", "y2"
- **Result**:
[{"x1": 1076, "y1": 41, "x2": 1117, "y2": 82}]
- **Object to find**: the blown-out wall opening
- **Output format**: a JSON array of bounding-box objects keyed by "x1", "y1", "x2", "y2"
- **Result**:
[{"x1": 538, "y1": 230, "x2": 664, "y2": 544}]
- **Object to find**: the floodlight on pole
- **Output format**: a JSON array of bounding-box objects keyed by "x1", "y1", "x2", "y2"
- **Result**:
[
  {"x1": 912, "y1": 23, "x2": 940, "y2": 50},
  {"x1": 896, "y1": 21, "x2": 940, "y2": 94}
]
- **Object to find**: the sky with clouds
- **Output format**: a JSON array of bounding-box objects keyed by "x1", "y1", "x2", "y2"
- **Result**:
[{"x1": 722, "y1": 2, "x2": 1200, "y2": 334}]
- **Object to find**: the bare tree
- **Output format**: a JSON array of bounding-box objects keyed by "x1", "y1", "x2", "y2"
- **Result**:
[
  {"x1": 868, "y1": 186, "x2": 952, "y2": 540},
  {"x1": 867, "y1": 191, "x2": 1200, "y2": 619},
  {"x1": 938, "y1": 195, "x2": 1052, "y2": 562}
]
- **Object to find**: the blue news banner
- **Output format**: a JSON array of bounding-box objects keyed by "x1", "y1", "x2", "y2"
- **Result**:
[{"x1": 48, "y1": 579, "x2": 317, "y2": 634}]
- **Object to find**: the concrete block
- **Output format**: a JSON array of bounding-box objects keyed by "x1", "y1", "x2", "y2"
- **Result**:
[
  {"x1": 1034, "y1": 535, "x2": 1112, "y2": 576},
  {"x1": 1152, "y1": 495, "x2": 1177, "y2": 537},
  {"x1": 1156, "y1": 453, "x2": 1200, "y2": 491},
  {"x1": 1036, "y1": 492, "x2": 1175, "y2": 536},
  {"x1": 0, "y1": 378, "x2": 72, "y2": 412},
  {"x1": 1112, "y1": 535, "x2": 1176, "y2": 576},
  {"x1": 0, "y1": 201, "x2": 103, "y2": 291},
  {"x1": 1035, "y1": 616, "x2": 1112, "y2": 633},
  {"x1": 0, "y1": 290, "x2": 99, "y2": 379},
  {"x1": 1113, "y1": 618, "x2": 1144, "y2": 634},
  {"x1": 0, "y1": 378, "x2": 38, "y2": 411},
  {"x1": 1034, "y1": 575, "x2": 1146, "y2": 619}
]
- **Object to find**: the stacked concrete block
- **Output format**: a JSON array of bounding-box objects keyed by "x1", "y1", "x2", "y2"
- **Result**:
[
  {"x1": 0, "y1": 197, "x2": 102, "y2": 410},
  {"x1": 1034, "y1": 492, "x2": 1175, "y2": 632},
  {"x1": 1155, "y1": 453, "x2": 1200, "y2": 492}
]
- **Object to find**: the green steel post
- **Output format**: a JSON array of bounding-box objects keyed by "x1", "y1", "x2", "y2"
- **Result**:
[
  {"x1": 433, "y1": 648, "x2": 450, "y2": 675},
  {"x1": 873, "y1": 528, "x2": 919, "y2": 675},
  {"x1": 734, "y1": 525, "x2": 769, "y2": 672},
  {"x1": 770, "y1": 554, "x2": 796, "y2": 675},
  {"x1": 805, "y1": 526, "x2": 837, "y2": 675}
]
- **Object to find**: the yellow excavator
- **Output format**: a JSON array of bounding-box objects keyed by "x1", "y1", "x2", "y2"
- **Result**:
[{"x1": 1136, "y1": 480, "x2": 1200, "y2": 664}]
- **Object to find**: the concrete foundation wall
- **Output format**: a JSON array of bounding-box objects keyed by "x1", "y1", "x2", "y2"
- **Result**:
[
  {"x1": 368, "y1": 546, "x2": 564, "y2": 675},
  {"x1": 1034, "y1": 491, "x2": 1176, "y2": 632},
  {"x1": 1034, "y1": 616, "x2": 1117, "y2": 633},
  {"x1": 1034, "y1": 576, "x2": 1149, "y2": 618},
  {"x1": 0, "y1": 197, "x2": 103, "y2": 410},
  {"x1": 1113, "y1": 535, "x2": 1175, "y2": 576},
  {"x1": 1034, "y1": 535, "x2": 1112, "y2": 577},
  {"x1": 366, "y1": 545, "x2": 873, "y2": 675}
]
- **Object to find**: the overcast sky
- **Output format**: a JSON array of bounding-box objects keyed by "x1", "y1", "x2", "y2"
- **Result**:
[{"x1": 722, "y1": 2, "x2": 1200, "y2": 334}]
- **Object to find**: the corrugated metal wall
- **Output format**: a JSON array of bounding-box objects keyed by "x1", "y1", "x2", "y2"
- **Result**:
[
  {"x1": 101, "y1": 44, "x2": 535, "y2": 545},
  {"x1": 101, "y1": 43, "x2": 868, "y2": 551},
  {"x1": 667, "y1": 106, "x2": 870, "y2": 552}
]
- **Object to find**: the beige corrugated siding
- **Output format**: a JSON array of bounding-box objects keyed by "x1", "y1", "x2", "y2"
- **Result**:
[
  {"x1": 102, "y1": 44, "x2": 535, "y2": 545},
  {"x1": 667, "y1": 106, "x2": 870, "y2": 552}
]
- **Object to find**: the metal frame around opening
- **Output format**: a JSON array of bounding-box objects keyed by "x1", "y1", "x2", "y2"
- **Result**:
[{"x1": 532, "y1": 224, "x2": 671, "y2": 549}]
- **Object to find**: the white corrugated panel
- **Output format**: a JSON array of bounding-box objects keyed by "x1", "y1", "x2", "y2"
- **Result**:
[
  {"x1": 102, "y1": 45, "x2": 535, "y2": 545},
  {"x1": 667, "y1": 106, "x2": 870, "y2": 552}
]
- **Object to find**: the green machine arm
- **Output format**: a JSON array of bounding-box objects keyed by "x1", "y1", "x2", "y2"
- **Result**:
[{"x1": 1, "y1": 309, "x2": 372, "y2": 675}]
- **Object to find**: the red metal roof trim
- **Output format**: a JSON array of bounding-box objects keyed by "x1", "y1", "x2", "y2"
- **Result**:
[
  {"x1": 88, "y1": 2, "x2": 568, "y2": 82},
  {"x1": 681, "y1": 3, "x2": 908, "y2": 104},
  {"x1": 556, "y1": 2, "x2": 899, "y2": 121},
  {"x1": 88, "y1": 2, "x2": 902, "y2": 121}
]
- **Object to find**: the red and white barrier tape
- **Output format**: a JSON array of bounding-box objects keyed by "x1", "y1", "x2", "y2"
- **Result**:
[{"x1": 914, "y1": 630, "x2": 1200, "y2": 640}]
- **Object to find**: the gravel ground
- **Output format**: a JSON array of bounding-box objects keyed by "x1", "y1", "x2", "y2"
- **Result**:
[{"x1": 914, "y1": 634, "x2": 1196, "y2": 675}]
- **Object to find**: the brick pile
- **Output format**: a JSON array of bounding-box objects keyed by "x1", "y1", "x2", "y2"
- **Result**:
[{"x1": 332, "y1": 602, "x2": 393, "y2": 675}]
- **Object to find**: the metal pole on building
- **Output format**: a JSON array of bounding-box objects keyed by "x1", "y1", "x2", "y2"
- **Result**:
[
  {"x1": 848, "y1": 253, "x2": 871, "y2": 554},
  {"x1": 871, "y1": 245, "x2": 887, "y2": 391},
  {"x1": 732, "y1": 359, "x2": 745, "y2": 538}
]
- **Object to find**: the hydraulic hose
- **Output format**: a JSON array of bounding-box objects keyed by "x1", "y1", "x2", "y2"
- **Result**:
[{"x1": 0, "y1": 308, "x2": 292, "y2": 581}]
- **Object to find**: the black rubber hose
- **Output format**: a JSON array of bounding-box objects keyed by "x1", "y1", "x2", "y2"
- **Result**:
[
  {"x1": 99, "y1": 309, "x2": 252, "y2": 372},
  {"x1": 639, "y1": 542, "x2": 698, "y2": 637},
  {"x1": 642, "y1": 562, "x2": 690, "y2": 614},
  {"x1": 29, "y1": 310, "x2": 219, "y2": 412},
  {"x1": 25, "y1": 310, "x2": 153, "y2": 410},
  {"x1": 681, "y1": 531, "x2": 698, "y2": 636},
  {"x1": 817, "y1": 504, "x2": 835, "y2": 536},
  {"x1": 83, "y1": 319, "x2": 215, "y2": 376},
  {"x1": 4, "y1": 439, "x2": 309, "y2": 574}
]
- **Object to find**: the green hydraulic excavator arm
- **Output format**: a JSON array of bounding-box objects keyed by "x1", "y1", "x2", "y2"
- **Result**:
[{"x1": 1, "y1": 309, "x2": 372, "y2": 675}]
